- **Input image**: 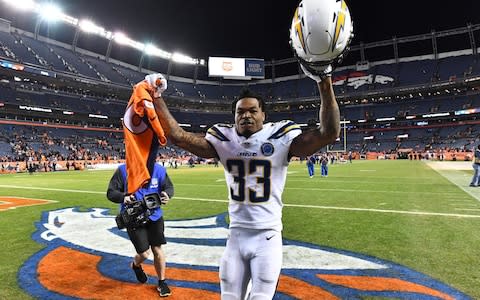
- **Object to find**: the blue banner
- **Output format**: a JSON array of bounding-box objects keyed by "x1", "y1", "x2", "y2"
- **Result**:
[{"x1": 245, "y1": 59, "x2": 264, "y2": 78}]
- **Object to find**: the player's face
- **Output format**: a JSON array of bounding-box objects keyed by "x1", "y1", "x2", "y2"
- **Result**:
[{"x1": 235, "y1": 98, "x2": 265, "y2": 137}]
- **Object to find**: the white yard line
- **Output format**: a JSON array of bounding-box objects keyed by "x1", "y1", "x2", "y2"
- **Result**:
[
  {"x1": 281, "y1": 203, "x2": 480, "y2": 218},
  {"x1": 0, "y1": 184, "x2": 105, "y2": 194},
  {"x1": 287, "y1": 174, "x2": 440, "y2": 180},
  {"x1": 1, "y1": 184, "x2": 479, "y2": 218},
  {"x1": 284, "y1": 186, "x2": 461, "y2": 195},
  {"x1": 286, "y1": 178, "x2": 453, "y2": 185},
  {"x1": 176, "y1": 197, "x2": 480, "y2": 218},
  {"x1": 172, "y1": 183, "x2": 464, "y2": 195}
]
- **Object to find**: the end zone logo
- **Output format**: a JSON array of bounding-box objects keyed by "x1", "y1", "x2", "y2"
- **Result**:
[
  {"x1": 19, "y1": 208, "x2": 470, "y2": 299},
  {"x1": 0, "y1": 196, "x2": 55, "y2": 211}
]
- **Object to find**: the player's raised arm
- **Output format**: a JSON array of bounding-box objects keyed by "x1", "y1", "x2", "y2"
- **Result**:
[
  {"x1": 288, "y1": 0, "x2": 353, "y2": 157},
  {"x1": 290, "y1": 76, "x2": 340, "y2": 157},
  {"x1": 145, "y1": 74, "x2": 217, "y2": 159}
]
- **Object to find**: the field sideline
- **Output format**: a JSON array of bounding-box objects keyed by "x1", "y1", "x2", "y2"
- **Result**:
[{"x1": 1, "y1": 160, "x2": 479, "y2": 299}]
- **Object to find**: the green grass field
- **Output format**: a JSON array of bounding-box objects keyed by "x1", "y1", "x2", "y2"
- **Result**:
[{"x1": 1, "y1": 160, "x2": 479, "y2": 299}]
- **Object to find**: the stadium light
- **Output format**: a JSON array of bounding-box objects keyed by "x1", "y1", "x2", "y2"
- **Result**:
[
  {"x1": 38, "y1": 4, "x2": 68, "y2": 23},
  {"x1": 88, "y1": 114, "x2": 108, "y2": 119},
  {"x1": 375, "y1": 117, "x2": 396, "y2": 122},
  {"x1": 2, "y1": 0, "x2": 204, "y2": 65},
  {"x1": 3, "y1": 0, "x2": 36, "y2": 11},
  {"x1": 144, "y1": 44, "x2": 158, "y2": 55},
  {"x1": 113, "y1": 32, "x2": 128, "y2": 44},
  {"x1": 172, "y1": 52, "x2": 199, "y2": 65},
  {"x1": 144, "y1": 43, "x2": 171, "y2": 59},
  {"x1": 79, "y1": 20, "x2": 100, "y2": 33},
  {"x1": 422, "y1": 112, "x2": 450, "y2": 118},
  {"x1": 114, "y1": 32, "x2": 145, "y2": 51},
  {"x1": 61, "y1": 15, "x2": 78, "y2": 26},
  {"x1": 79, "y1": 19, "x2": 112, "y2": 39}
]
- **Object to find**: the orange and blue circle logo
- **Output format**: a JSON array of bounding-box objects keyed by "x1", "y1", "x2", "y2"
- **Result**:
[{"x1": 19, "y1": 208, "x2": 471, "y2": 299}]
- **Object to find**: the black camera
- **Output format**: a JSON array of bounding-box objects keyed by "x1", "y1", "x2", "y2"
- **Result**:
[
  {"x1": 143, "y1": 192, "x2": 162, "y2": 209},
  {"x1": 115, "y1": 193, "x2": 162, "y2": 229}
]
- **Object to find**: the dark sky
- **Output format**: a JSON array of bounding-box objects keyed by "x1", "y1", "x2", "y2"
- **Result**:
[{"x1": 2, "y1": 0, "x2": 480, "y2": 61}]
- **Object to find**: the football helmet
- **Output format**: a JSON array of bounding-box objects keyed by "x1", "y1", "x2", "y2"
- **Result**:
[{"x1": 290, "y1": 0, "x2": 353, "y2": 76}]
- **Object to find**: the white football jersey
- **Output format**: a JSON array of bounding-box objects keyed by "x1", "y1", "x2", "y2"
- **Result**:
[{"x1": 205, "y1": 120, "x2": 302, "y2": 231}]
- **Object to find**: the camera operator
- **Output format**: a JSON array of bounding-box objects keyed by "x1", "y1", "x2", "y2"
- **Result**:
[{"x1": 106, "y1": 162, "x2": 174, "y2": 297}]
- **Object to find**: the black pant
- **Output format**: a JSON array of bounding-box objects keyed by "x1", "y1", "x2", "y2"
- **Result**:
[{"x1": 127, "y1": 217, "x2": 166, "y2": 253}]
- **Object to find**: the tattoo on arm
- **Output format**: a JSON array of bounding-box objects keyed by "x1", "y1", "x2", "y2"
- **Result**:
[{"x1": 153, "y1": 97, "x2": 217, "y2": 158}]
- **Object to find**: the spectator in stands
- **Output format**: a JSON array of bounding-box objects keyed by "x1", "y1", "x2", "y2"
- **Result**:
[
  {"x1": 470, "y1": 144, "x2": 480, "y2": 187},
  {"x1": 106, "y1": 162, "x2": 174, "y2": 297}
]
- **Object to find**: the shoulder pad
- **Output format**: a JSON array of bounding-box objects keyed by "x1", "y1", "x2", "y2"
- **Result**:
[
  {"x1": 207, "y1": 124, "x2": 231, "y2": 142},
  {"x1": 268, "y1": 120, "x2": 301, "y2": 140}
]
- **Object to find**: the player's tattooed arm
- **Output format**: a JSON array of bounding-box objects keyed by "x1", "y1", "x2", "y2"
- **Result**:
[
  {"x1": 153, "y1": 97, "x2": 218, "y2": 158},
  {"x1": 290, "y1": 77, "x2": 340, "y2": 157}
]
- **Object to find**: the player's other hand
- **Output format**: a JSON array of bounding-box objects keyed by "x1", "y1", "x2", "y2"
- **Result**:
[
  {"x1": 145, "y1": 73, "x2": 168, "y2": 98},
  {"x1": 160, "y1": 191, "x2": 170, "y2": 205}
]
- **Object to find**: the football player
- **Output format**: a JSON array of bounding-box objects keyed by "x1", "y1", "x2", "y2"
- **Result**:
[
  {"x1": 148, "y1": 0, "x2": 351, "y2": 297},
  {"x1": 148, "y1": 69, "x2": 338, "y2": 300}
]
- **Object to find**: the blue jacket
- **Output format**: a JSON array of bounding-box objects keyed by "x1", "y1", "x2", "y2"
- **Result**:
[{"x1": 118, "y1": 163, "x2": 170, "y2": 221}]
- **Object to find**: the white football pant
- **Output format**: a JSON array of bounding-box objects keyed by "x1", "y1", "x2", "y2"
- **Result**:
[{"x1": 220, "y1": 228, "x2": 282, "y2": 300}]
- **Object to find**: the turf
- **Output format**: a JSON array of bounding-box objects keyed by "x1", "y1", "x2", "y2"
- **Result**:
[{"x1": 1, "y1": 160, "x2": 479, "y2": 299}]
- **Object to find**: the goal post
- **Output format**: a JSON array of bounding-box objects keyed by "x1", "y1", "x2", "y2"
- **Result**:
[{"x1": 327, "y1": 119, "x2": 348, "y2": 154}]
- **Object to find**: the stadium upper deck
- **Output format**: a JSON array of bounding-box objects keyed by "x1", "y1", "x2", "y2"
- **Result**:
[{"x1": 0, "y1": 17, "x2": 479, "y2": 155}]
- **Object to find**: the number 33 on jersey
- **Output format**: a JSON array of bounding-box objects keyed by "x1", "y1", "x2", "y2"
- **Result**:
[{"x1": 205, "y1": 120, "x2": 302, "y2": 231}]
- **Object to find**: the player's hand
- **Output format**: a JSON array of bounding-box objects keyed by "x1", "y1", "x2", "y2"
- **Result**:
[
  {"x1": 299, "y1": 61, "x2": 332, "y2": 83},
  {"x1": 160, "y1": 191, "x2": 170, "y2": 205},
  {"x1": 145, "y1": 73, "x2": 167, "y2": 98},
  {"x1": 123, "y1": 194, "x2": 135, "y2": 204}
]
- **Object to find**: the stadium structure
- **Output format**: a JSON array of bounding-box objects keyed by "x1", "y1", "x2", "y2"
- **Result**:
[{"x1": 0, "y1": 1, "x2": 479, "y2": 172}]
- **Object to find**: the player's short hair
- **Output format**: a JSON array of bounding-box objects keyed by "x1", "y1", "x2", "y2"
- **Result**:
[{"x1": 231, "y1": 88, "x2": 266, "y2": 115}]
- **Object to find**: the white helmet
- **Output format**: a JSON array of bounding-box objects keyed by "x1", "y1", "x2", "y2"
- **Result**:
[{"x1": 290, "y1": 0, "x2": 353, "y2": 65}]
